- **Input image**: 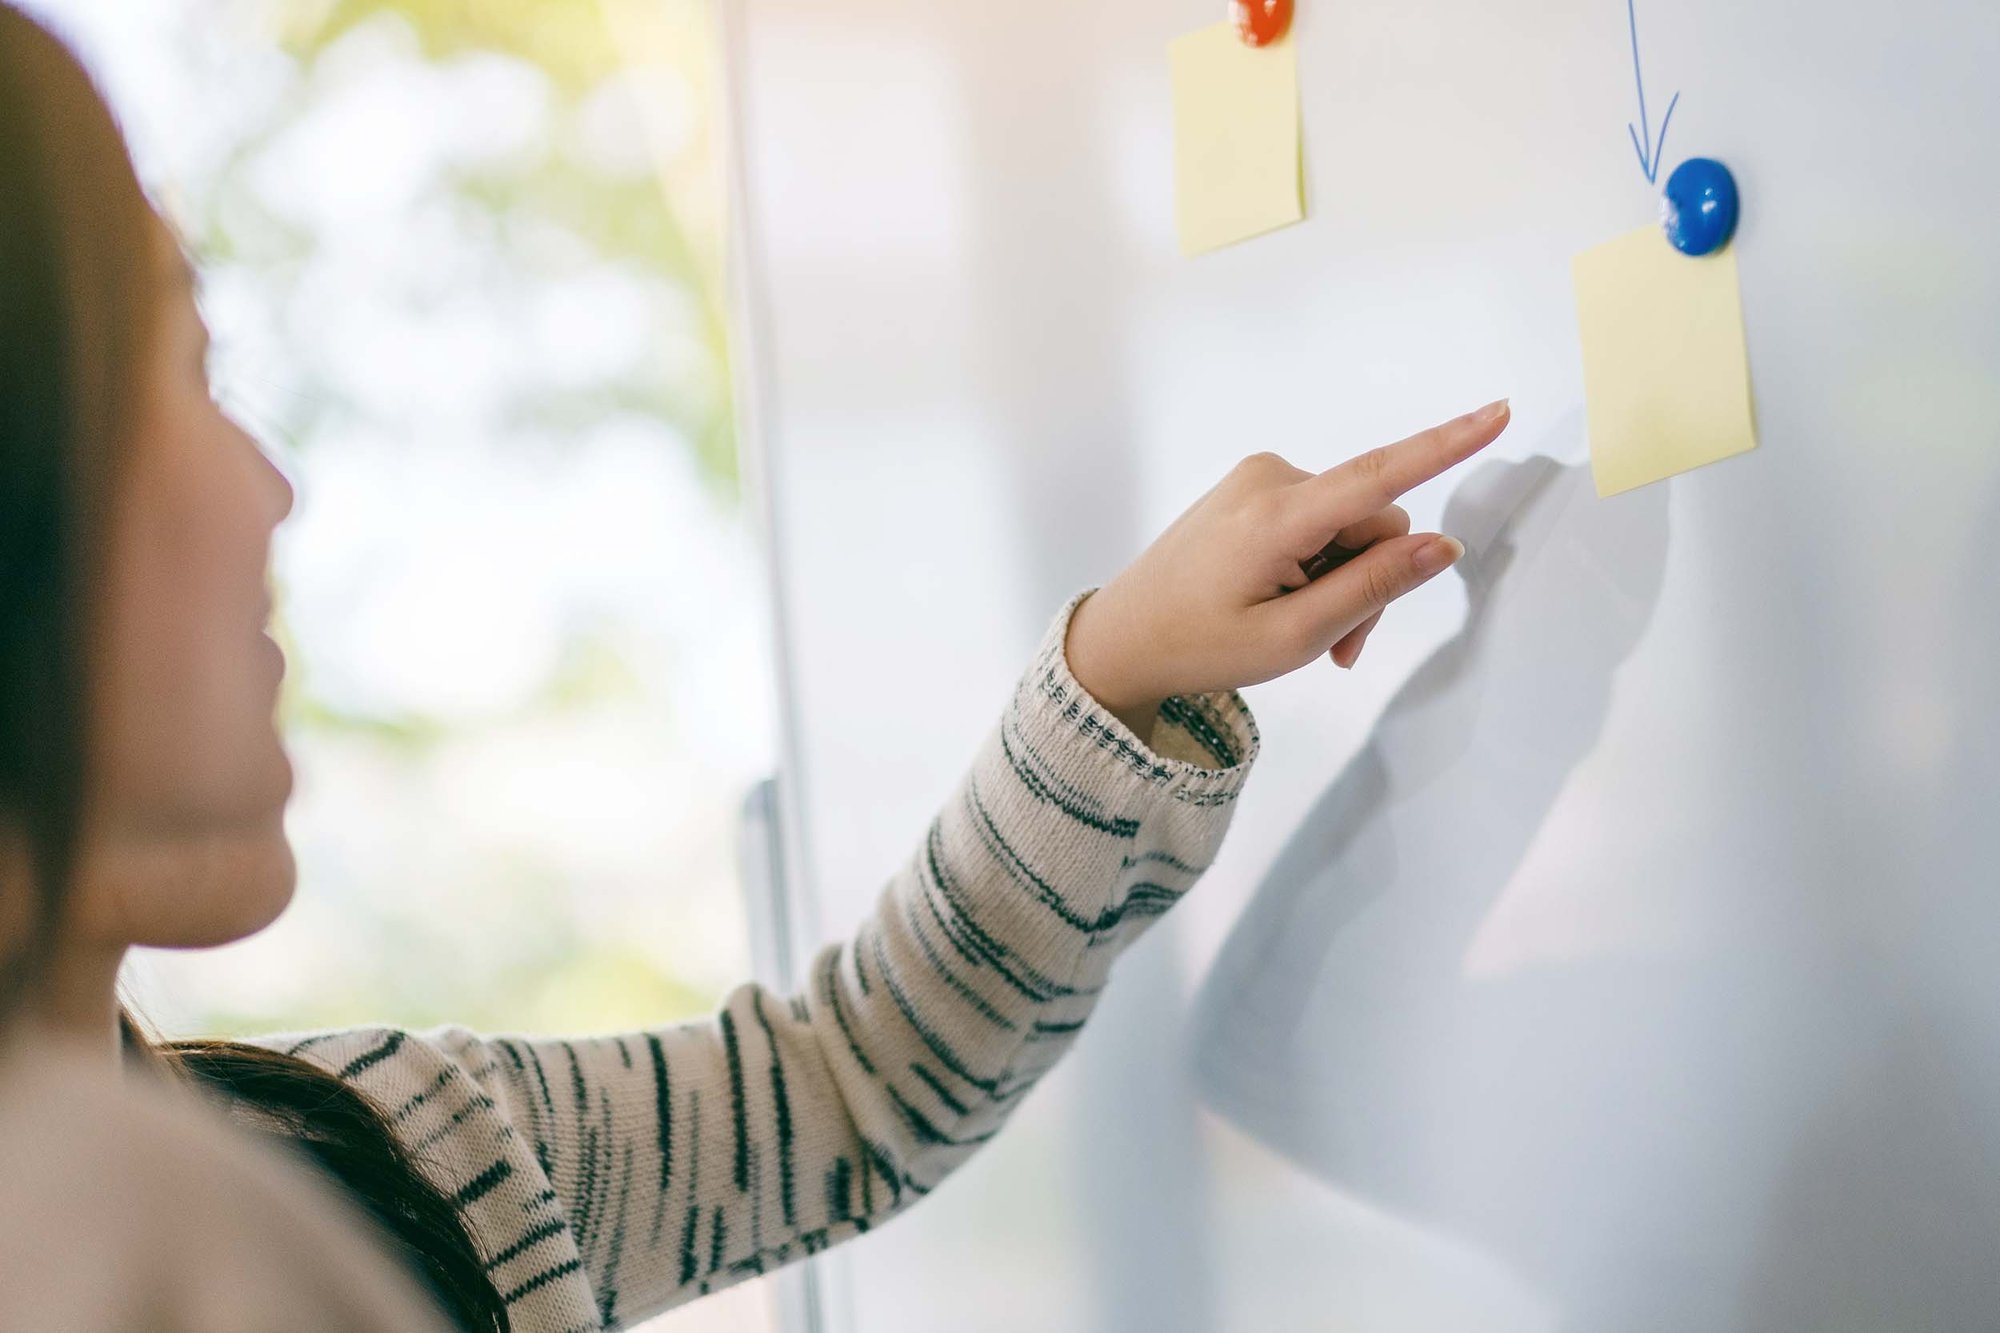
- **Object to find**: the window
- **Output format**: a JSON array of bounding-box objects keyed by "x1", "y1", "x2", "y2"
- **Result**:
[{"x1": 34, "y1": 3, "x2": 778, "y2": 1327}]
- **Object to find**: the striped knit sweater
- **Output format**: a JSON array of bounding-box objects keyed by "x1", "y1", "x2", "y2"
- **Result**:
[{"x1": 258, "y1": 595, "x2": 1259, "y2": 1331}]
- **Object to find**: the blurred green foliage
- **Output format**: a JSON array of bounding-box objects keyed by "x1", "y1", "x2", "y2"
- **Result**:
[
  {"x1": 134, "y1": 0, "x2": 761, "y2": 1042},
  {"x1": 283, "y1": 0, "x2": 626, "y2": 93},
  {"x1": 201, "y1": 0, "x2": 738, "y2": 489}
]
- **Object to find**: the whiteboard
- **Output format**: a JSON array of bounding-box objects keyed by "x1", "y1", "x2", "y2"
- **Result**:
[{"x1": 722, "y1": 0, "x2": 2000, "y2": 1327}]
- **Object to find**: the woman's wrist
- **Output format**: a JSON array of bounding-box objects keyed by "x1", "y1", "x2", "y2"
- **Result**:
[{"x1": 1064, "y1": 590, "x2": 1163, "y2": 739}]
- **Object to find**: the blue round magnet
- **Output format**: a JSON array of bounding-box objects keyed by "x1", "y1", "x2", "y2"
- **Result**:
[{"x1": 1661, "y1": 157, "x2": 1740, "y2": 257}]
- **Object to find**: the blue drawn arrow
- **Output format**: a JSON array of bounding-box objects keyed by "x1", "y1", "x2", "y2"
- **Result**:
[{"x1": 1624, "y1": 0, "x2": 1680, "y2": 184}]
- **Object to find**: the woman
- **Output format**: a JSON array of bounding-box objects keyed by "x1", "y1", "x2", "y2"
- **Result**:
[
  {"x1": 0, "y1": 6, "x2": 1508, "y2": 1329},
  {"x1": 0, "y1": 1043, "x2": 457, "y2": 1330}
]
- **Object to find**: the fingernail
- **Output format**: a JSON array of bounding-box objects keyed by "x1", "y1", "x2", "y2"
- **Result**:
[
  {"x1": 1413, "y1": 535, "x2": 1463, "y2": 576},
  {"x1": 1474, "y1": 398, "x2": 1510, "y2": 423}
]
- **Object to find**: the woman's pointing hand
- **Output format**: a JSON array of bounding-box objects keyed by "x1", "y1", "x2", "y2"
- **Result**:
[{"x1": 1065, "y1": 400, "x2": 1511, "y2": 735}]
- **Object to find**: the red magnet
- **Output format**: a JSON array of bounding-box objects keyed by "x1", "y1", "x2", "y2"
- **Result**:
[{"x1": 1232, "y1": 0, "x2": 1293, "y2": 46}]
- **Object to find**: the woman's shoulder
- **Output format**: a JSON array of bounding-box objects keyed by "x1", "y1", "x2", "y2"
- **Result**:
[
  {"x1": 253, "y1": 1022, "x2": 488, "y2": 1086},
  {"x1": 255, "y1": 1023, "x2": 606, "y2": 1329},
  {"x1": 0, "y1": 1039, "x2": 453, "y2": 1331}
]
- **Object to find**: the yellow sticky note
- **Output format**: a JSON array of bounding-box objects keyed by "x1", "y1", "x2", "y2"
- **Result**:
[
  {"x1": 1170, "y1": 23, "x2": 1304, "y2": 257},
  {"x1": 1572, "y1": 225, "x2": 1758, "y2": 496}
]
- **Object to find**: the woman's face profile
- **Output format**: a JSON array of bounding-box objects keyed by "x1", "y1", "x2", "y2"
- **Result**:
[{"x1": 66, "y1": 220, "x2": 300, "y2": 952}]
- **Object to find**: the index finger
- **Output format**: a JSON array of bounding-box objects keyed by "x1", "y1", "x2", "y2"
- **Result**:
[{"x1": 1291, "y1": 399, "x2": 1511, "y2": 544}]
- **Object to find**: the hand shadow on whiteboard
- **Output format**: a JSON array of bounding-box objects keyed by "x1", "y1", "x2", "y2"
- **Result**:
[{"x1": 1191, "y1": 437, "x2": 1669, "y2": 1223}]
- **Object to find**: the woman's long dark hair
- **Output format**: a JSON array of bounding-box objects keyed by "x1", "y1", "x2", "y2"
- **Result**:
[
  {"x1": 132, "y1": 1015, "x2": 510, "y2": 1332},
  {"x1": 0, "y1": 9, "x2": 505, "y2": 1329}
]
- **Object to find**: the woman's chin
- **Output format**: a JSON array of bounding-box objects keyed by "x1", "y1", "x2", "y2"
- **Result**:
[
  {"x1": 116, "y1": 820, "x2": 299, "y2": 951},
  {"x1": 222, "y1": 833, "x2": 297, "y2": 943},
  {"x1": 210, "y1": 822, "x2": 297, "y2": 945}
]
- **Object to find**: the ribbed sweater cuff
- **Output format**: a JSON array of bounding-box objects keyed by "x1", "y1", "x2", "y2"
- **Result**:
[{"x1": 1017, "y1": 590, "x2": 1260, "y2": 807}]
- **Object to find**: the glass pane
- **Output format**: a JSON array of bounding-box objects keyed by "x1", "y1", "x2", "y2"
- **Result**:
[{"x1": 28, "y1": 3, "x2": 778, "y2": 1328}]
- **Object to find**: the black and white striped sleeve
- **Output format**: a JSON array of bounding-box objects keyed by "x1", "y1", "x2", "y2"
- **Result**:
[{"x1": 278, "y1": 592, "x2": 1258, "y2": 1331}]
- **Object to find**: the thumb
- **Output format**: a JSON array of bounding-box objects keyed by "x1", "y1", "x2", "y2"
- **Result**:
[{"x1": 1281, "y1": 532, "x2": 1463, "y2": 653}]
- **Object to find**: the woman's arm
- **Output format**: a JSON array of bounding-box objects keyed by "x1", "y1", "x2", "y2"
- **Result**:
[
  {"x1": 276, "y1": 402, "x2": 1507, "y2": 1330},
  {"x1": 280, "y1": 595, "x2": 1256, "y2": 1328}
]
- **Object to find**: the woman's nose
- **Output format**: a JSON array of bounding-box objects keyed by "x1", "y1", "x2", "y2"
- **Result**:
[{"x1": 237, "y1": 414, "x2": 294, "y2": 525}]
